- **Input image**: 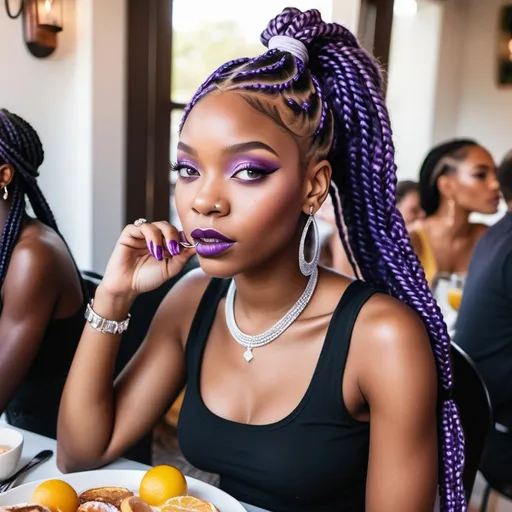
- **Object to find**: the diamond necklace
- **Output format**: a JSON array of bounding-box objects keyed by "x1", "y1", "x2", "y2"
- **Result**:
[{"x1": 224, "y1": 266, "x2": 319, "y2": 362}]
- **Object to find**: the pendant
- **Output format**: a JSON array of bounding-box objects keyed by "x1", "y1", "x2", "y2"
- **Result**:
[{"x1": 243, "y1": 348, "x2": 254, "y2": 362}]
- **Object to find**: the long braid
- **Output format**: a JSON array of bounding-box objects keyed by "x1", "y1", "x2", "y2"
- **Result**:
[
  {"x1": 181, "y1": 8, "x2": 466, "y2": 510},
  {"x1": 0, "y1": 109, "x2": 71, "y2": 292}
]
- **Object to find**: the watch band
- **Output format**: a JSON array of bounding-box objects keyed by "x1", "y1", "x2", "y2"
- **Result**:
[{"x1": 84, "y1": 299, "x2": 131, "y2": 335}]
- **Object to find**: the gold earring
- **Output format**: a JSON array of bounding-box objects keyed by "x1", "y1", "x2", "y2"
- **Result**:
[{"x1": 3, "y1": 186, "x2": 8, "y2": 201}]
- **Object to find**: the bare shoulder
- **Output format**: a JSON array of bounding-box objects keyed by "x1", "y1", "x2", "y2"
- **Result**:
[
  {"x1": 9, "y1": 223, "x2": 62, "y2": 278},
  {"x1": 150, "y1": 266, "x2": 213, "y2": 346},
  {"x1": 353, "y1": 292, "x2": 436, "y2": 396},
  {"x1": 356, "y1": 292, "x2": 431, "y2": 354}
]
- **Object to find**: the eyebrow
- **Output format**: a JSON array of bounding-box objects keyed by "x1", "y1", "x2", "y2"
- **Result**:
[
  {"x1": 177, "y1": 142, "x2": 198, "y2": 156},
  {"x1": 177, "y1": 140, "x2": 279, "y2": 158},
  {"x1": 222, "y1": 141, "x2": 279, "y2": 157}
]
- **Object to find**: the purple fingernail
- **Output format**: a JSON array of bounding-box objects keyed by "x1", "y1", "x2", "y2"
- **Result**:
[
  {"x1": 148, "y1": 240, "x2": 156, "y2": 258},
  {"x1": 155, "y1": 245, "x2": 163, "y2": 261},
  {"x1": 168, "y1": 240, "x2": 180, "y2": 256}
]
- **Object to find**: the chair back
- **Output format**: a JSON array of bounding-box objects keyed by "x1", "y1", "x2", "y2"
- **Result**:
[
  {"x1": 451, "y1": 341, "x2": 493, "y2": 501},
  {"x1": 80, "y1": 270, "x2": 102, "y2": 300}
]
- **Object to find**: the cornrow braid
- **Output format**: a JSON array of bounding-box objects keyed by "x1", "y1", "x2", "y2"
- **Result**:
[
  {"x1": 0, "y1": 109, "x2": 72, "y2": 293},
  {"x1": 180, "y1": 7, "x2": 466, "y2": 511}
]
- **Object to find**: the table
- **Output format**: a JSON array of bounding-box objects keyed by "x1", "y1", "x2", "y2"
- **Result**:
[
  {"x1": 0, "y1": 423, "x2": 268, "y2": 512},
  {"x1": 0, "y1": 422, "x2": 150, "y2": 485}
]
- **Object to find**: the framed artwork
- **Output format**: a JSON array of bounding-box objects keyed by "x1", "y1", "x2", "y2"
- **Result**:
[{"x1": 497, "y1": 4, "x2": 512, "y2": 86}]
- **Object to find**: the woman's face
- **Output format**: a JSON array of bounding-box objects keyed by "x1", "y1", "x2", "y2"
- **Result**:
[
  {"x1": 397, "y1": 190, "x2": 424, "y2": 230},
  {"x1": 441, "y1": 145, "x2": 500, "y2": 215},
  {"x1": 175, "y1": 91, "x2": 312, "y2": 277}
]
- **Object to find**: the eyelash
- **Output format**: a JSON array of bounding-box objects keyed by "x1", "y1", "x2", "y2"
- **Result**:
[
  {"x1": 170, "y1": 162, "x2": 279, "y2": 182},
  {"x1": 170, "y1": 162, "x2": 199, "y2": 179}
]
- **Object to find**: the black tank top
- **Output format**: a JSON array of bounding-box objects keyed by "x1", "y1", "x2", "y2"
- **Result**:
[{"x1": 178, "y1": 278, "x2": 376, "y2": 512}]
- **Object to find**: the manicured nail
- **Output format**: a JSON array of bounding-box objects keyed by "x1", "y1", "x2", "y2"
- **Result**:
[
  {"x1": 148, "y1": 240, "x2": 156, "y2": 258},
  {"x1": 168, "y1": 240, "x2": 180, "y2": 256},
  {"x1": 155, "y1": 245, "x2": 163, "y2": 261}
]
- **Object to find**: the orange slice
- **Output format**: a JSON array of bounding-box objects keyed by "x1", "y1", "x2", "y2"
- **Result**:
[{"x1": 160, "y1": 496, "x2": 220, "y2": 511}]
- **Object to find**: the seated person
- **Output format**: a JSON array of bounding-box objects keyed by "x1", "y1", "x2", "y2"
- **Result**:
[
  {"x1": 58, "y1": 8, "x2": 463, "y2": 512},
  {"x1": 0, "y1": 109, "x2": 85, "y2": 439},
  {"x1": 455, "y1": 151, "x2": 512, "y2": 485},
  {"x1": 411, "y1": 139, "x2": 500, "y2": 285},
  {"x1": 395, "y1": 180, "x2": 424, "y2": 231}
]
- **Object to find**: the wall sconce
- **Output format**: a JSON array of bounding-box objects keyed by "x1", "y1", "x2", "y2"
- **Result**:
[{"x1": 5, "y1": 0, "x2": 63, "y2": 58}]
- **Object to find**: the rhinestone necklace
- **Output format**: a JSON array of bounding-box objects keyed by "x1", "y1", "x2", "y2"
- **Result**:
[{"x1": 225, "y1": 266, "x2": 319, "y2": 362}]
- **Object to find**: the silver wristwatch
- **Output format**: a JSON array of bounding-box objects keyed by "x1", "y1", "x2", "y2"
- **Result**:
[{"x1": 84, "y1": 300, "x2": 131, "y2": 334}]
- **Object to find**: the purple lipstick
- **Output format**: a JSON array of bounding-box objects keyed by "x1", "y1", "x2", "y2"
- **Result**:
[{"x1": 190, "y1": 228, "x2": 235, "y2": 257}]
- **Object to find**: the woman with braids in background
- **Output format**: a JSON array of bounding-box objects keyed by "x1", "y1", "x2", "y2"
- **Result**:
[
  {"x1": 59, "y1": 8, "x2": 464, "y2": 512},
  {"x1": 411, "y1": 138, "x2": 500, "y2": 286},
  {"x1": 0, "y1": 109, "x2": 86, "y2": 438}
]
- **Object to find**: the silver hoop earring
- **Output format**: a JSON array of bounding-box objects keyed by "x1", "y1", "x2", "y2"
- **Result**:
[
  {"x1": 299, "y1": 206, "x2": 319, "y2": 276},
  {"x1": 3, "y1": 186, "x2": 8, "y2": 201}
]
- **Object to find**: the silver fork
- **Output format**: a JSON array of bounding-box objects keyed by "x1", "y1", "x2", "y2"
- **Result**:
[{"x1": 0, "y1": 450, "x2": 53, "y2": 494}]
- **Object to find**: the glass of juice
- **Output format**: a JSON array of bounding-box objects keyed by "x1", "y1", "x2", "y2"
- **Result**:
[{"x1": 447, "y1": 273, "x2": 465, "y2": 311}]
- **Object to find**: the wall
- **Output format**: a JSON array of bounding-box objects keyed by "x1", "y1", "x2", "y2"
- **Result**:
[
  {"x1": 387, "y1": 1, "x2": 444, "y2": 180},
  {"x1": 0, "y1": 0, "x2": 126, "y2": 271},
  {"x1": 453, "y1": 0, "x2": 512, "y2": 164},
  {"x1": 332, "y1": 0, "x2": 361, "y2": 32}
]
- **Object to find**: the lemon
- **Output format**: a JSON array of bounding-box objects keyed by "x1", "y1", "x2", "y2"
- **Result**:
[{"x1": 139, "y1": 465, "x2": 188, "y2": 506}]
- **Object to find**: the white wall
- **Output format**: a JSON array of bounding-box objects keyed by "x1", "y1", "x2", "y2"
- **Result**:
[
  {"x1": 332, "y1": 0, "x2": 361, "y2": 33},
  {"x1": 387, "y1": 1, "x2": 444, "y2": 180},
  {"x1": 453, "y1": 0, "x2": 512, "y2": 164},
  {"x1": 0, "y1": 0, "x2": 126, "y2": 272}
]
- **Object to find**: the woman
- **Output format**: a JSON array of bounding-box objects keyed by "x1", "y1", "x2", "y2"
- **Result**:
[
  {"x1": 396, "y1": 180, "x2": 424, "y2": 231},
  {"x1": 0, "y1": 109, "x2": 86, "y2": 438},
  {"x1": 411, "y1": 139, "x2": 500, "y2": 285},
  {"x1": 58, "y1": 9, "x2": 464, "y2": 512}
]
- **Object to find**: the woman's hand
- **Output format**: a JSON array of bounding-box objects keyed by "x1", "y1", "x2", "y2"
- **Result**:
[{"x1": 100, "y1": 221, "x2": 195, "y2": 300}]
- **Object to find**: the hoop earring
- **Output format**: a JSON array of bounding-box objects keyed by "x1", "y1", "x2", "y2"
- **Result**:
[
  {"x1": 299, "y1": 206, "x2": 320, "y2": 276},
  {"x1": 3, "y1": 186, "x2": 8, "y2": 201}
]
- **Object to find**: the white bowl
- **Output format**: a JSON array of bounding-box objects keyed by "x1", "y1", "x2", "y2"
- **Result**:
[{"x1": 0, "y1": 428, "x2": 23, "y2": 480}]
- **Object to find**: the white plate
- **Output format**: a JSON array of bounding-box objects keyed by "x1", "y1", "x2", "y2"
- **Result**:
[{"x1": 0, "y1": 469, "x2": 246, "y2": 512}]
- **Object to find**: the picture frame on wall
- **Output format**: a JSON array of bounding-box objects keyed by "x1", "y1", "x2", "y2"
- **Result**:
[{"x1": 497, "y1": 4, "x2": 512, "y2": 86}]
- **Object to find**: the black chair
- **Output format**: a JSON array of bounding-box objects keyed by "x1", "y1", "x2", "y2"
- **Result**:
[
  {"x1": 80, "y1": 269, "x2": 102, "y2": 299},
  {"x1": 478, "y1": 419, "x2": 512, "y2": 511},
  {"x1": 450, "y1": 342, "x2": 493, "y2": 502}
]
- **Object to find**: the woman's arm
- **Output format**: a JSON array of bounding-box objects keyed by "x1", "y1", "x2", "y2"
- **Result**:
[
  {"x1": 0, "y1": 244, "x2": 60, "y2": 413},
  {"x1": 57, "y1": 268, "x2": 209, "y2": 472},
  {"x1": 357, "y1": 296, "x2": 438, "y2": 512}
]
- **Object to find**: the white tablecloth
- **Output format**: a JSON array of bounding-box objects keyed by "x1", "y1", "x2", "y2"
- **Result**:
[{"x1": 0, "y1": 421, "x2": 150, "y2": 485}]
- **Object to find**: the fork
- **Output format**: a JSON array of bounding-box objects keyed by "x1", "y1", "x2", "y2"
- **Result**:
[{"x1": 0, "y1": 450, "x2": 53, "y2": 494}]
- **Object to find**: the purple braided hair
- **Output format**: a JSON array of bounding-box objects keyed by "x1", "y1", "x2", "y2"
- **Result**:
[
  {"x1": 180, "y1": 8, "x2": 466, "y2": 511},
  {"x1": 0, "y1": 109, "x2": 75, "y2": 295}
]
